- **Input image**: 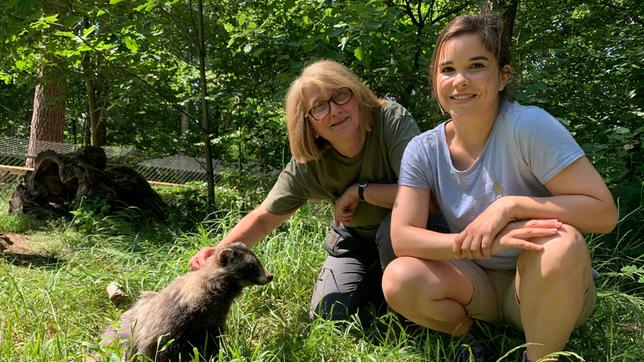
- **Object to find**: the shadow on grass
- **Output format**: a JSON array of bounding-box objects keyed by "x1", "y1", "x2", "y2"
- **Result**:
[{"x1": 0, "y1": 251, "x2": 64, "y2": 268}]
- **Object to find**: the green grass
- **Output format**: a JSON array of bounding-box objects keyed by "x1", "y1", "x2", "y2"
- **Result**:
[{"x1": 0, "y1": 185, "x2": 642, "y2": 361}]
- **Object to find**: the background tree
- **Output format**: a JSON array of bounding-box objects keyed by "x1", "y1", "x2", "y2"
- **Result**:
[{"x1": 26, "y1": 56, "x2": 67, "y2": 168}]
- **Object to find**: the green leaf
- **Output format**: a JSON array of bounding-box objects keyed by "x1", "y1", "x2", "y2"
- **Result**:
[
  {"x1": 614, "y1": 127, "x2": 631, "y2": 134},
  {"x1": 56, "y1": 49, "x2": 80, "y2": 58},
  {"x1": 55, "y1": 31, "x2": 76, "y2": 38},
  {"x1": 237, "y1": 13, "x2": 247, "y2": 26},
  {"x1": 109, "y1": 0, "x2": 123, "y2": 4},
  {"x1": 0, "y1": 72, "x2": 11, "y2": 85},
  {"x1": 354, "y1": 47, "x2": 363, "y2": 61},
  {"x1": 123, "y1": 36, "x2": 139, "y2": 52},
  {"x1": 83, "y1": 25, "x2": 97, "y2": 37},
  {"x1": 15, "y1": 59, "x2": 27, "y2": 70},
  {"x1": 97, "y1": 9, "x2": 106, "y2": 16},
  {"x1": 42, "y1": 14, "x2": 58, "y2": 23},
  {"x1": 621, "y1": 265, "x2": 643, "y2": 274}
]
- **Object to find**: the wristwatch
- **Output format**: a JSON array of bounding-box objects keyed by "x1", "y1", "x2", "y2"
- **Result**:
[{"x1": 358, "y1": 179, "x2": 368, "y2": 202}]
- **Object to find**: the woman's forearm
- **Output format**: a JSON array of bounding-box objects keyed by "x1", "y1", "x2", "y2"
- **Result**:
[
  {"x1": 360, "y1": 182, "x2": 399, "y2": 209},
  {"x1": 219, "y1": 205, "x2": 292, "y2": 247},
  {"x1": 391, "y1": 224, "x2": 459, "y2": 260},
  {"x1": 504, "y1": 194, "x2": 617, "y2": 234}
]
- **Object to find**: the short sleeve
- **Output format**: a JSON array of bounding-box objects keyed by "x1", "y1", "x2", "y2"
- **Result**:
[
  {"x1": 398, "y1": 134, "x2": 433, "y2": 190},
  {"x1": 513, "y1": 107, "x2": 584, "y2": 184},
  {"x1": 263, "y1": 160, "x2": 309, "y2": 215},
  {"x1": 381, "y1": 102, "x2": 421, "y2": 177}
]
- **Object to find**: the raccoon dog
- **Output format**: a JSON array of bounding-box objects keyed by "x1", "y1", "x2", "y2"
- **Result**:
[{"x1": 101, "y1": 242, "x2": 272, "y2": 361}]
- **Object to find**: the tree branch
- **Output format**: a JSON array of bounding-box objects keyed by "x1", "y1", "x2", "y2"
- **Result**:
[
  {"x1": 403, "y1": 0, "x2": 419, "y2": 27},
  {"x1": 430, "y1": 2, "x2": 470, "y2": 25}
]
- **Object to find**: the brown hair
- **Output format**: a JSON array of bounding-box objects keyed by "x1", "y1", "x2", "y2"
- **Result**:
[
  {"x1": 428, "y1": 12, "x2": 512, "y2": 107},
  {"x1": 284, "y1": 60, "x2": 380, "y2": 163}
]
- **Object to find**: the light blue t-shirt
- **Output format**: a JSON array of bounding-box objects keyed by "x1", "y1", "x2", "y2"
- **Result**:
[{"x1": 399, "y1": 101, "x2": 584, "y2": 270}]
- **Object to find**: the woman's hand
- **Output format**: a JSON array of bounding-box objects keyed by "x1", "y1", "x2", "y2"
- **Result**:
[
  {"x1": 488, "y1": 219, "x2": 561, "y2": 256},
  {"x1": 334, "y1": 183, "x2": 360, "y2": 225},
  {"x1": 454, "y1": 198, "x2": 514, "y2": 259},
  {"x1": 188, "y1": 246, "x2": 217, "y2": 271}
]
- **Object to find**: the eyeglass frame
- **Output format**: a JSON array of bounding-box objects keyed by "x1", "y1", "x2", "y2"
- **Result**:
[{"x1": 306, "y1": 87, "x2": 354, "y2": 121}]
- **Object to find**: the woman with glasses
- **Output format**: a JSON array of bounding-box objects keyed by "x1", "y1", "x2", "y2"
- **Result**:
[{"x1": 189, "y1": 59, "x2": 421, "y2": 323}]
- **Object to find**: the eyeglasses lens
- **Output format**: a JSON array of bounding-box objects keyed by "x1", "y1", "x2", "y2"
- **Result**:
[
  {"x1": 309, "y1": 87, "x2": 353, "y2": 121},
  {"x1": 332, "y1": 88, "x2": 352, "y2": 105}
]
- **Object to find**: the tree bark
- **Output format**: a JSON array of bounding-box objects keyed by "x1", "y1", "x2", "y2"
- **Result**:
[{"x1": 26, "y1": 61, "x2": 67, "y2": 168}]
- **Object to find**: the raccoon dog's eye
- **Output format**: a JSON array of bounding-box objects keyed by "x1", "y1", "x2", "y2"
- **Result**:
[{"x1": 239, "y1": 263, "x2": 256, "y2": 275}]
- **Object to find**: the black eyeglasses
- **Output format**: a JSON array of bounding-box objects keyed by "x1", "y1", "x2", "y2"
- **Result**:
[{"x1": 307, "y1": 87, "x2": 354, "y2": 121}]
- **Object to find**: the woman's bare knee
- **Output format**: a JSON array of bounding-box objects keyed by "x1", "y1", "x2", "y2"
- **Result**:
[
  {"x1": 519, "y1": 224, "x2": 590, "y2": 283},
  {"x1": 382, "y1": 257, "x2": 427, "y2": 308}
]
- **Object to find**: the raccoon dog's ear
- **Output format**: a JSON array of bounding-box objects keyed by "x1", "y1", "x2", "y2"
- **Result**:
[{"x1": 218, "y1": 247, "x2": 236, "y2": 267}]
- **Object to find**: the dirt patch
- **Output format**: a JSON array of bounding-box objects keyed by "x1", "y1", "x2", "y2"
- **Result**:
[
  {"x1": 0, "y1": 233, "x2": 31, "y2": 254},
  {"x1": 0, "y1": 233, "x2": 62, "y2": 267}
]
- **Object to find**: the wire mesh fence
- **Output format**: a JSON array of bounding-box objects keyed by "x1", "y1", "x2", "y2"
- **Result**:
[{"x1": 0, "y1": 136, "x2": 215, "y2": 185}]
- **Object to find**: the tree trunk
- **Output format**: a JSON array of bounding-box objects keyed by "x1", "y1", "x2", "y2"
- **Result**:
[
  {"x1": 482, "y1": 0, "x2": 520, "y2": 47},
  {"x1": 81, "y1": 16, "x2": 109, "y2": 148},
  {"x1": 82, "y1": 31, "x2": 109, "y2": 147},
  {"x1": 196, "y1": 0, "x2": 215, "y2": 209},
  {"x1": 91, "y1": 71, "x2": 108, "y2": 147},
  {"x1": 26, "y1": 63, "x2": 67, "y2": 168},
  {"x1": 180, "y1": 100, "x2": 190, "y2": 154}
]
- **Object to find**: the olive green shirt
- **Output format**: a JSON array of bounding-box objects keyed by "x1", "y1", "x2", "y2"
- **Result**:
[{"x1": 264, "y1": 100, "x2": 420, "y2": 238}]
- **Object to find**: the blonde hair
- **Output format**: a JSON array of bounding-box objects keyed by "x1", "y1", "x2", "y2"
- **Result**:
[
  {"x1": 428, "y1": 12, "x2": 512, "y2": 109},
  {"x1": 285, "y1": 60, "x2": 380, "y2": 163}
]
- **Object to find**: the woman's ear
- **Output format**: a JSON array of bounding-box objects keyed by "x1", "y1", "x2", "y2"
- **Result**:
[{"x1": 499, "y1": 65, "x2": 512, "y2": 91}]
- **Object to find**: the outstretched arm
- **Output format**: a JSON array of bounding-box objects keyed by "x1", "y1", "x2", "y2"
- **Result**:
[{"x1": 189, "y1": 204, "x2": 292, "y2": 270}]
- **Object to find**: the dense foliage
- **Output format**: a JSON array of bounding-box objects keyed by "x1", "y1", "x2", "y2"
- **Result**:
[{"x1": 0, "y1": 1, "x2": 641, "y2": 216}]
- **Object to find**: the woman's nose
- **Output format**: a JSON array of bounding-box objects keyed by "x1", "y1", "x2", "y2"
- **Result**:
[{"x1": 453, "y1": 71, "x2": 469, "y2": 87}]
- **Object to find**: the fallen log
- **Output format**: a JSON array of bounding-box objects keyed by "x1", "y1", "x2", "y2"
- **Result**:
[{"x1": 8, "y1": 146, "x2": 167, "y2": 220}]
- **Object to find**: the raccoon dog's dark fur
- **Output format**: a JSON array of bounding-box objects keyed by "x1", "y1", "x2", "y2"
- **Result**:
[{"x1": 101, "y1": 242, "x2": 272, "y2": 361}]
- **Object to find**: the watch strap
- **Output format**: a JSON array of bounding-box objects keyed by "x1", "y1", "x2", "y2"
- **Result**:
[{"x1": 358, "y1": 180, "x2": 368, "y2": 201}]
